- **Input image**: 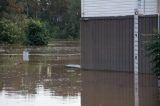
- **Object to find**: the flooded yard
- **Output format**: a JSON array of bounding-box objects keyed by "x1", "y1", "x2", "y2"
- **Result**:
[
  {"x1": 0, "y1": 41, "x2": 81, "y2": 106},
  {"x1": 0, "y1": 41, "x2": 159, "y2": 106}
]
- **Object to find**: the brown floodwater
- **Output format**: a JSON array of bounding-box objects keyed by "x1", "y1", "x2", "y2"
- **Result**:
[{"x1": 0, "y1": 41, "x2": 159, "y2": 106}]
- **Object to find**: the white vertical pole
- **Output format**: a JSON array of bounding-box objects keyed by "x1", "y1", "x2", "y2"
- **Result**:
[
  {"x1": 134, "y1": 9, "x2": 139, "y2": 106},
  {"x1": 158, "y1": 13, "x2": 160, "y2": 33},
  {"x1": 134, "y1": 1, "x2": 142, "y2": 106}
]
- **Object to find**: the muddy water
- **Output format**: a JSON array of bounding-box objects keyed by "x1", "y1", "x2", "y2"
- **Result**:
[
  {"x1": 81, "y1": 71, "x2": 159, "y2": 106},
  {"x1": 0, "y1": 41, "x2": 159, "y2": 106},
  {"x1": 0, "y1": 41, "x2": 81, "y2": 106}
]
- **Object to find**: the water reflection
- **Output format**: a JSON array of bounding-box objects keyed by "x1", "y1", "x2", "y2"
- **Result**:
[
  {"x1": 81, "y1": 70, "x2": 159, "y2": 106},
  {"x1": 0, "y1": 41, "x2": 81, "y2": 106}
]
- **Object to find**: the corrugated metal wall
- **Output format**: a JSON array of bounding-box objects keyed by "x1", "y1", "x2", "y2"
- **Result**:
[{"x1": 80, "y1": 15, "x2": 158, "y2": 73}]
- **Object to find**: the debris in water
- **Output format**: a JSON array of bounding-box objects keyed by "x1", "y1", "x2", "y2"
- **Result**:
[{"x1": 65, "y1": 64, "x2": 80, "y2": 69}]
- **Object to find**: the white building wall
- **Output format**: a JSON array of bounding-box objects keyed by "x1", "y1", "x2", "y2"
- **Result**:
[
  {"x1": 81, "y1": 0, "x2": 158, "y2": 17},
  {"x1": 139, "y1": 0, "x2": 157, "y2": 15}
]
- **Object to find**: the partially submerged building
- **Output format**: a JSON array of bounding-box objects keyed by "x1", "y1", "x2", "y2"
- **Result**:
[{"x1": 80, "y1": 0, "x2": 160, "y2": 73}]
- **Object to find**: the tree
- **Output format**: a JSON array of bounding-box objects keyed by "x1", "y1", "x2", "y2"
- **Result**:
[
  {"x1": 65, "y1": 0, "x2": 80, "y2": 39},
  {"x1": 0, "y1": 0, "x2": 81, "y2": 40},
  {"x1": 48, "y1": 0, "x2": 68, "y2": 18},
  {"x1": 0, "y1": 0, "x2": 8, "y2": 18},
  {"x1": 0, "y1": 0, "x2": 26, "y2": 23},
  {"x1": 24, "y1": 19, "x2": 49, "y2": 45},
  {"x1": 0, "y1": 19, "x2": 22, "y2": 44}
]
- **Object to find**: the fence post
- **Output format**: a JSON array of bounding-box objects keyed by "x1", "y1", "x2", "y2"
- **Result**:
[{"x1": 134, "y1": 9, "x2": 139, "y2": 106}]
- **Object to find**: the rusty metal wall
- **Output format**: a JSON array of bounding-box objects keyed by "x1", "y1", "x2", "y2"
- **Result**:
[{"x1": 80, "y1": 15, "x2": 158, "y2": 73}]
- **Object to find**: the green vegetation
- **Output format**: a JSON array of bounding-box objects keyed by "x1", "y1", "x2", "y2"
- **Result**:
[
  {"x1": 0, "y1": 0, "x2": 81, "y2": 45},
  {"x1": 0, "y1": 18, "x2": 22, "y2": 44},
  {"x1": 24, "y1": 19, "x2": 48, "y2": 45},
  {"x1": 146, "y1": 32, "x2": 160, "y2": 77},
  {"x1": 65, "y1": 0, "x2": 81, "y2": 39}
]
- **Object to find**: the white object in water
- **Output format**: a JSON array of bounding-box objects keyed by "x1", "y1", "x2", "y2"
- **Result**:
[
  {"x1": 23, "y1": 50, "x2": 29, "y2": 61},
  {"x1": 65, "y1": 64, "x2": 80, "y2": 69}
]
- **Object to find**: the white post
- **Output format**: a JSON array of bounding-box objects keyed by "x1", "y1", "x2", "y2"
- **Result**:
[
  {"x1": 134, "y1": 9, "x2": 139, "y2": 106},
  {"x1": 23, "y1": 49, "x2": 29, "y2": 61}
]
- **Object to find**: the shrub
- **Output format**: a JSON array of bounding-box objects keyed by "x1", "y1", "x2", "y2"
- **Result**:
[
  {"x1": 146, "y1": 32, "x2": 160, "y2": 77},
  {"x1": 24, "y1": 19, "x2": 49, "y2": 46},
  {"x1": 0, "y1": 19, "x2": 22, "y2": 44}
]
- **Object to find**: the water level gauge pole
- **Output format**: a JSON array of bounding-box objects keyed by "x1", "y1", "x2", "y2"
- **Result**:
[{"x1": 134, "y1": 9, "x2": 139, "y2": 106}]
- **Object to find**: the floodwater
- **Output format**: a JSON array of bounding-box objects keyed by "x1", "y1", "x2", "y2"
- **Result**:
[{"x1": 0, "y1": 41, "x2": 159, "y2": 106}]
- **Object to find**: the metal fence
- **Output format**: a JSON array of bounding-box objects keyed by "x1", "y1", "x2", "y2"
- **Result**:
[{"x1": 80, "y1": 15, "x2": 158, "y2": 73}]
